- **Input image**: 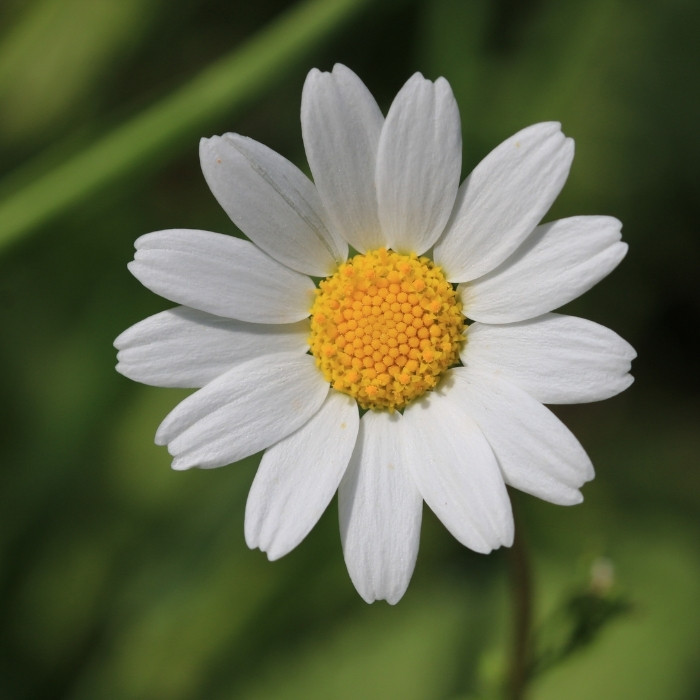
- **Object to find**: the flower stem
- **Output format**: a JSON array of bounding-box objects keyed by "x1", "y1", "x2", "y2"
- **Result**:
[{"x1": 506, "y1": 513, "x2": 533, "y2": 700}]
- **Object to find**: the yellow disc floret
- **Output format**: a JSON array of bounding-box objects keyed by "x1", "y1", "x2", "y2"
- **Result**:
[{"x1": 309, "y1": 248, "x2": 465, "y2": 411}]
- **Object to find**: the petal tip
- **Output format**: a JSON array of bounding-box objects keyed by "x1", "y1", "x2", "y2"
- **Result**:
[
  {"x1": 132, "y1": 233, "x2": 149, "y2": 250},
  {"x1": 542, "y1": 120, "x2": 563, "y2": 134},
  {"x1": 171, "y1": 456, "x2": 192, "y2": 471},
  {"x1": 154, "y1": 424, "x2": 170, "y2": 446},
  {"x1": 569, "y1": 490, "x2": 584, "y2": 505},
  {"x1": 356, "y1": 588, "x2": 377, "y2": 605},
  {"x1": 501, "y1": 514, "x2": 515, "y2": 548},
  {"x1": 243, "y1": 516, "x2": 258, "y2": 550},
  {"x1": 434, "y1": 75, "x2": 451, "y2": 89},
  {"x1": 199, "y1": 135, "x2": 223, "y2": 157},
  {"x1": 404, "y1": 71, "x2": 426, "y2": 88},
  {"x1": 266, "y1": 547, "x2": 285, "y2": 562}
]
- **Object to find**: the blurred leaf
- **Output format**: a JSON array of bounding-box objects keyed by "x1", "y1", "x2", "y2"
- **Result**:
[
  {"x1": 531, "y1": 519, "x2": 700, "y2": 700},
  {"x1": 0, "y1": 0, "x2": 164, "y2": 144},
  {"x1": 0, "y1": 0, "x2": 380, "y2": 254},
  {"x1": 529, "y1": 559, "x2": 634, "y2": 679}
]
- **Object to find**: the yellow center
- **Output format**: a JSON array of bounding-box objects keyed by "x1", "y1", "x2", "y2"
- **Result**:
[{"x1": 309, "y1": 248, "x2": 465, "y2": 411}]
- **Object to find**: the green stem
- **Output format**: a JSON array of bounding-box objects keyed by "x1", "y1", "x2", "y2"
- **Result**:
[
  {"x1": 507, "y1": 515, "x2": 533, "y2": 700},
  {"x1": 0, "y1": 0, "x2": 379, "y2": 254}
]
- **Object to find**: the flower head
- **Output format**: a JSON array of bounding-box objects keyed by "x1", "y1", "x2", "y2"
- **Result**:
[{"x1": 115, "y1": 65, "x2": 635, "y2": 604}]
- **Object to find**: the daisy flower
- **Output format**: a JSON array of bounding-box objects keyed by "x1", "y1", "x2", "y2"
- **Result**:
[{"x1": 115, "y1": 64, "x2": 635, "y2": 604}]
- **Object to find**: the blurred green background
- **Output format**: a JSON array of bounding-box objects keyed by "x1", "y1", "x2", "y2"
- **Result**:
[{"x1": 1, "y1": 0, "x2": 698, "y2": 698}]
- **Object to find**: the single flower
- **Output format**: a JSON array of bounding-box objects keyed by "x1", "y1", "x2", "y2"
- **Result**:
[{"x1": 115, "y1": 65, "x2": 635, "y2": 604}]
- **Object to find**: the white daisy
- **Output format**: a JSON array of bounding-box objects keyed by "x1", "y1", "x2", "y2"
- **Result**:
[{"x1": 115, "y1": 64, "x2": 635, "y2": 604}]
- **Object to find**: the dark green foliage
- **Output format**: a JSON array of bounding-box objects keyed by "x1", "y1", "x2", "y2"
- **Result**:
[{"x1": 0, "y1": 1, "x2": 698, "y2": 698}]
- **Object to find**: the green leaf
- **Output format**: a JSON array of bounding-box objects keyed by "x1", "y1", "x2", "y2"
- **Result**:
[{"x1": 0, "y1": 0, "x2": 378, "y2": 254}]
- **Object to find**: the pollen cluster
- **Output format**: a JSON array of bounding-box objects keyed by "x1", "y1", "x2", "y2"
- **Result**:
[{"x1": 309, "y1": 248, "x2": 465, "y2": 411}]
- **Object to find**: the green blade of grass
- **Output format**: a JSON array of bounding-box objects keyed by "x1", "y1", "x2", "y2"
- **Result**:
[{"x1": 0, "y1": 0, "x2": 380, "y2": 254}]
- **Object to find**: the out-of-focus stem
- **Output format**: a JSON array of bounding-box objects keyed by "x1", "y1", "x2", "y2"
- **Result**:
[
  {"x1": 507, "y1": 514, "x2": 533, "y2": 700},
  {"x1": 0, "y1": 0, "x2": 386, "y2": 253}
]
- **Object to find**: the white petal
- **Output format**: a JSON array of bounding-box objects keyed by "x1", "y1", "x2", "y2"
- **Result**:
[
  {"x1": 128, "y1": 229, "x2": 315, "y2": 324},
  {"x1": 200, "y1": 134, "x2": 346, "y2": 276},
  {"x1": 338, "y1": 411, "x2": 422, "y2": 604},
  {"x1": 301, "y1": 64, "x2": 384, "y2": 253},
  {"x1": 115, "y1": 307, "x2": 309, "y2": 388},
  {"x1": 401, "y1": 390, "x2": 513, "y2": 553},
  {"x1": 462, "y1": 313, "x2": 636, "y2": 404},
  {"x1": 434, "y1": 122, "x2": 574, "y2": 281},
  {"x1": 155, "y1": 352, "x2": 328, "y2": 470},
  {"x1": 245, "y1": 391, "x2": 359, "y2": 560},
  {"x1": 447, "y1": 367, "x2": 594, "y2": 505},
  {"x1": 460, "y1": 216, "x2": 627, "y2": 323},
  {"x1": 376, "y1": 73, "x2": 462, "y2": 254}
]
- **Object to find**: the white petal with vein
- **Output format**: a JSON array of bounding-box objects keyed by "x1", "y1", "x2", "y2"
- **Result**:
[
  {"x1": 302, "y1": 64, "x2": 385, "y2": 253},
  {"x1": 155, "y1": 352, "x2": 328, "y2": 470},
  {"x1": 448, "y1": 367, "x2": 594, "y2": 505},
  {"x1": 339, "y1": 411, "x2": 422, "y2": 604},
  {"x1": 401, "y1": 390, "x2": 513, "y2": 553},
  {"x1": 462, "y1": 314, "x2": 636, "y2": 403},
  {"x1": 246, "y1": 391, "x2": 359, "y2": 560},
  {"x1": 434, "y1": 122, "x2": 574, "y2": 282},
  {"x1": 115, "y1": 307, "x2": 309, "y2": 388},
  {"x1": 200, "y1": 134, "x2": 346, "y2": 276},
  {"x1": 376, "y1": 73, "x2": 462, "y2": 254},
  {"x1": 460, "y1": 216, "x2": 627, "y2": 323},
  {"x1": 128, "y1": 229, "x2": 315, "y2": 324}
]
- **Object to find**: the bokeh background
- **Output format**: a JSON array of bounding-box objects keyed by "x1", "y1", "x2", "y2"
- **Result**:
[{"x1": 1, "y1": 0, "x2": 698, "y2": 698}]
